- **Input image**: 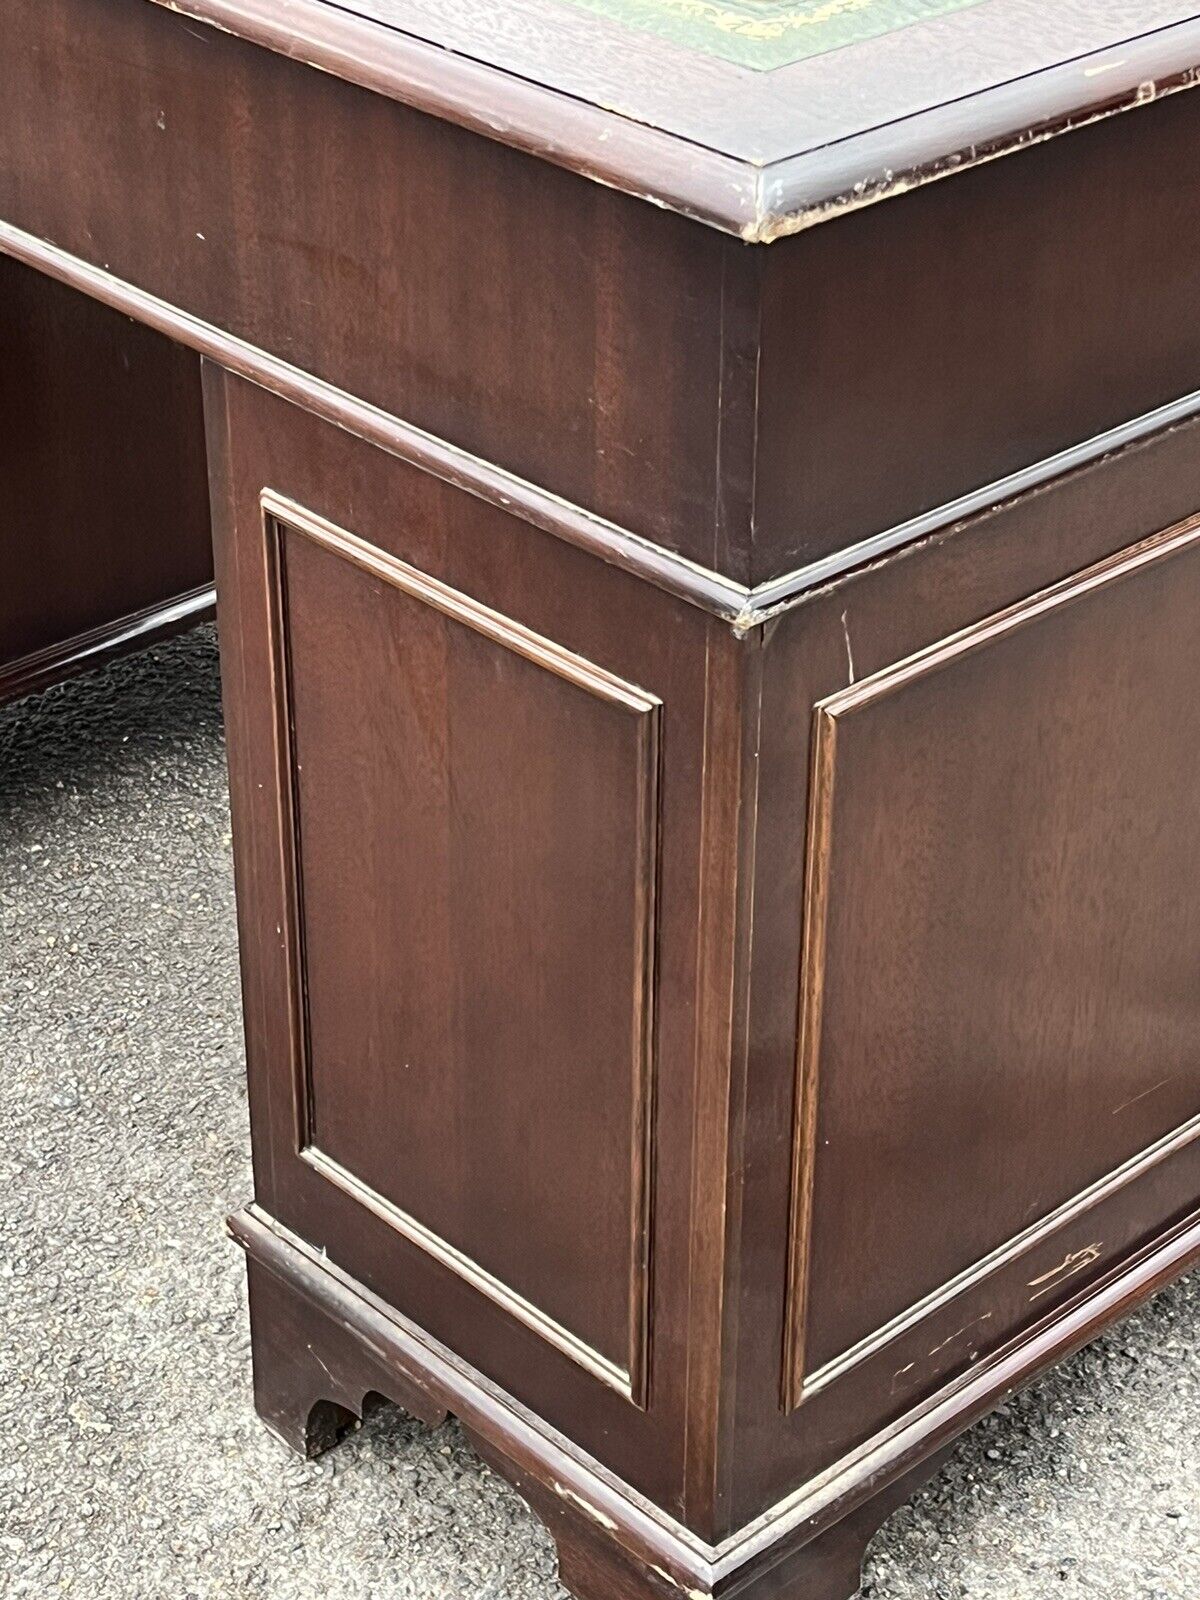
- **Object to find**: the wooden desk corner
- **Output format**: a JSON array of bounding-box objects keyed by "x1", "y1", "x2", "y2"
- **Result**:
[{"x1": 5, "y1": 2, "x2": 1200, "y2": 1594}]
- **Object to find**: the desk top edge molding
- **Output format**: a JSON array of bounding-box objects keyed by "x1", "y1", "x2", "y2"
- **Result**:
[
  {"x1": 146, "y1": 0, "x2": 1200, "y2": 239},
  {"x1": 6, "y1": 212, "x2": 1200, "y2": 635}
]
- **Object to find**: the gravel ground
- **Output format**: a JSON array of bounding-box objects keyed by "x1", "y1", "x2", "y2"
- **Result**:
[{"x1": 0, "y1": 624, "x2": 1197, "y2": 1599}]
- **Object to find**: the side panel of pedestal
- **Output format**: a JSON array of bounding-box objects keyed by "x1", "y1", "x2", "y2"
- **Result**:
[
  {"x1": 723, "y1": 412, "x2": 1200, "y2": 1529},
  {"x1": 202, "y1": 302, "x2": 1200, "y2": 1595},
  {"x1": 204, "y1": 366, "x2": 755, "y2": 1524},
  {"x1": 0, "y1": 254, "x2": 213, "y2": 701}
]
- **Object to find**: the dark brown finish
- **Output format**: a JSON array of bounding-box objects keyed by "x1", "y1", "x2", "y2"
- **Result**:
[
  {"x1": 725, "y1": 410, "x2": 1200, "y2": 1527},
  {"x1": 243, "y1": 1249, "x2": 448, "y2": 1459},
  {"x1": 0, "y1": 228, "x2": 749, "y2": 624},
  {"x1": 207, "y1": 350, "x2": 1200, "y2": 1573},
  {"x1": 6, "y1": 1, "x2": 1200, "y2": 589},
  {"x1": 0, "y1": 254, "x2": 213, "y2": 701},
  {"x1": 789, "y1": 513, "x2": 1200, "y2": 1395},
  {"x1": 7, "y1": 3, "x2": 1200, "y2": 1597},
  {"x1": 230, "y1": 1197, "x2": 1200, "y2": 1600},
  {"x1": 269, "y1": 492, "x2": 661, "y2": 1401},
  {"x1": 203, "y1": 365, "x2": 725, "y2": 1521},
  {"x1": 1, "y1": 0, "x2": 733, "y2": 573},
  {"x1": 751, "y1": 88, "x2": 1200, "y2": 579},
  {"x1": 148, "y1": 0, "x2": 1200, "y2": 237}
]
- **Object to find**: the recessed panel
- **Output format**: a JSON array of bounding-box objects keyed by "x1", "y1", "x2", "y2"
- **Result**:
[
  {"x1": 789, "y1": 518, "x2": 1200, "y2": 1396},
  {"x1": 269, "y1": 501, "x2": 660, "y2": 1399}
]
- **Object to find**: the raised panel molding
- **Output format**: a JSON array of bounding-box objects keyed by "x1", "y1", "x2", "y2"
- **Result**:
[
  {"x1": 261, "y1": 489, "x2": 661, "y2": 1406},
  {"x1": 783, "y1": 511, "x2": 1200, "y2": 1411}
]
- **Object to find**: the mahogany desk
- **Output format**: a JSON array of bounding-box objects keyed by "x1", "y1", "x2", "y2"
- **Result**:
[{"x1": 6, "y1": 3, "x2": 1200, "y2": 1595}]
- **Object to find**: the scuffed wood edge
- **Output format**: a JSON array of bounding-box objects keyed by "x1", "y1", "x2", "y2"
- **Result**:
[
  {"x1": 752, "y1": 30, "x2": 1200, "y2": 241},
  {"x1": 149, "y1": 0, "x2": 1200, "y2": 242},
  {"x1": 148, "y1": 0, "x2": 761, "y2": 236},
  {"x1": 231, "y1": 1199, "x2": 1200, "y2": 1577}
]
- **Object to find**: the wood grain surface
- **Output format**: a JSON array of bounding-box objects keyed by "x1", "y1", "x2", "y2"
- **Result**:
[
  {"x1": 0, "y1": 252, "x2": 212, "y2": 692},
  {"x1": 2, "y1": 0, "x2": 736, "y2": 568},
  {"x1": 147, "y1": 0, "x2": 1200, "y2": 233},
  {"x1": 725, "y1": 412, "x2": 1200, "y2": 1525},
  {"x1": 10, "y1": 3, "x2": 1200, "y2": 1591},
  {"x1": 268, "y1": 494, "x2": 661, "y2": 1401},
  {"x1": 794, "y1": 514, "x2": 1200, "y2": 1385},
  {"x1": 205, "y1": 366, "x2": 733, "y2": 1525},
  {"x1": 9, "y1": 0, "x2": 1200, "y2": 594}
]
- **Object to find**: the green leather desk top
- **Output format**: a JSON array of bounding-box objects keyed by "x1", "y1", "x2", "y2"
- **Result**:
[{"x1": 558, "y1": 0, "x2": 986, "y2": 71}]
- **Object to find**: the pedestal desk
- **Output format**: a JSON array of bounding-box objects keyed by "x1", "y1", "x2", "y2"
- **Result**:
[{"x1": 6, "y1": 3, "x2": 1200, "y2": 1595}]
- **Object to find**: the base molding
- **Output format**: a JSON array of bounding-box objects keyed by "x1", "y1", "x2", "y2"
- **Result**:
[
  {"x1": 230, "y1": 1204, "x2": 720, "y2": 1595},
  {"x1": 0, "y1": 585, "x2": 216, "y2": 707},
  {"x1": 229, "y1": 1204, "x2": 1200, "y2": 1597}
]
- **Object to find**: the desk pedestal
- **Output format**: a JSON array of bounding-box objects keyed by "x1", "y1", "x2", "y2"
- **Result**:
[{"x1": 208, "y1": 366, "x2": 1200, "y2": 1600}]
